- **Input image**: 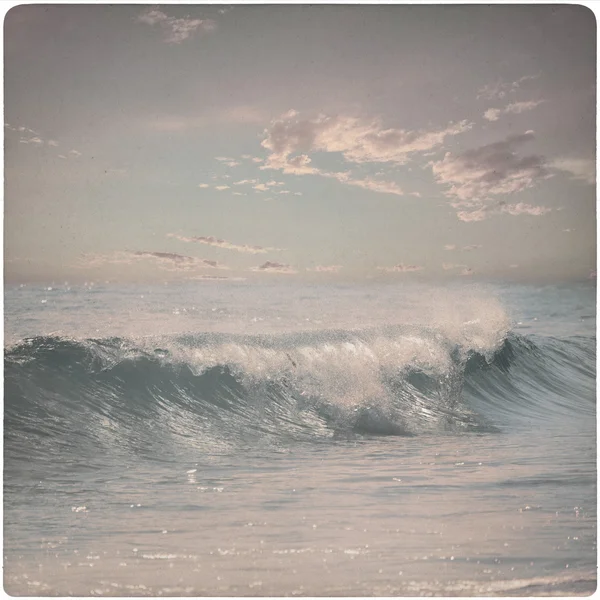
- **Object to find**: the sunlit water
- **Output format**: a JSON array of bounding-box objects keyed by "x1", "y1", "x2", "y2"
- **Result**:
[{"x1": 4, "y1": 282, "x2": 596, "y2": 596}]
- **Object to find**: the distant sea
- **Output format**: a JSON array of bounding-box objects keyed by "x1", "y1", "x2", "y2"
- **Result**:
[{"x1": 4, "y1": 281, "x2": 596, "y2": 596}]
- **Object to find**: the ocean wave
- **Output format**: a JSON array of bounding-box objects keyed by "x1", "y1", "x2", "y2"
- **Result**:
[{"x1": 5, "y1": 325, "x2": 595, "y2": 462}]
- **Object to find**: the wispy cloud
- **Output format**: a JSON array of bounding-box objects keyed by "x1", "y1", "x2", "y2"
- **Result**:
[
  {"x1": 330, "y1": 172, "x2": 405, "y2": 195},
  {"x1": 251, "y1": 261, "x2": 297, "y2": 274},
  {"x1": 499, "y1": 202, "x2": 552, "y2": 217},
  {"x1": 240, "y1": 154, "x2": 265, "y2": 163},
  {"x1": 132, "y1": 251, "x2": 228, "y2": 271},
  {"x1": 78, "y1": 251, "x2": 229, "y2": 272},
  {"x1": 308, "y1": 265, "x2": 343, "y2": 273},
  {"x1": 168, "y1": 233, "x2": 280, "y2": 254},
  {"x1": 431, "y1": 132, "x2": 552, "y2": 221},
  {"x1": 550, "y1": 157, "x2": 595, "y2": 185},
  {"x1": 377, "y1": 264, "x2": 423, "y2": 273},
  {"x1": 6, "y1": 124, "x2": 77, "y2": 155},
  {"x1": 188, "y1": 275, "x2": 247, "y2": 282},
  {"x1": 198, "y1": 183, "x2": 210, "y2": 188},
  {"x1": 142, "y1": 106, "x2": 267, "y2": 132},
  {"x1": 258, "y1": 110, "x2": 461, "y2": 195},
  {"x1": 262, "y1": 110, "x2": 473, "y2": 167},
  {"x1": 136, "y1": 7, "x2": 216, "y2": 44},
  {"x1": 442, "y1": 263, "x2": 467, "y2": 271},
  {"x1": 215, "y1": 156, "x2": 240, "y2": 167},
  {"x1": 477, "y1": 74, "x2": 541, "y2": 100},
  {"x1": 214, "y1": 185, "x2": 230, "y2": 191},
  {"x1": 484, "y1": 100, "x2": 545, "y2": 122},
  {"x1": 443, "y1": 244, "x2": 482, "y2": 252}
]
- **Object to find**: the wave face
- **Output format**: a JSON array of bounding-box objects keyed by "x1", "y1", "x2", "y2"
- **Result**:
[{"x1": 5, "y1": 322, "x2": 595, "y2": 464}]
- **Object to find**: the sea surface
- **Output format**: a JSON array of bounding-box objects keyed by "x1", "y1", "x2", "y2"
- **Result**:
[{"x1": 4, "y1": 281, "x2": 597, "y2": 596}]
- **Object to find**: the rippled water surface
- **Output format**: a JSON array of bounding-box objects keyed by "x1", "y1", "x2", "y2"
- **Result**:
[{"x1": 4, "y1": 282, "x2": 596, "y2": 595}]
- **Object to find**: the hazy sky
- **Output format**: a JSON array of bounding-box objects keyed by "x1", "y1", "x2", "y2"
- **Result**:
[{"x1": 4, "y1": 3, "x2": 596, "y2": 284}]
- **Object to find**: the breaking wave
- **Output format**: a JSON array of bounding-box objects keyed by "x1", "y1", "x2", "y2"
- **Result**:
[{"x1": 5, "y1": 317, "x2": 595, "y2": 466}]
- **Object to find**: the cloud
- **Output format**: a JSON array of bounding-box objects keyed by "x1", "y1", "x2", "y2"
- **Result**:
[
  {"x1": 251, "y1": 261, "x2": 297, "y2": 274},
  {"x1": 377, "y1": 264, "x2": 423, "y2": 273},
  {"x1": 330, "y1": 172, "x2": 405, "y2": 196},
  {"x1": 142, "y1": 106, "x2": 268, "y2": 132},
  {"x1": 78, "y1": 251, "x2": 229, "y2": 272},
  {"x1": 188, "y1": 275, "x2": 247, "y2": 282},
  {"x1": 198, "y1": 183, "x2": 210, "y2": 188},
  {"x1": 253, "y1": 183, "x2": 269, "y2": 191},
  {"x1": 168, "y1": 233, "x2": 280, "y2": 254},
  {"x1": 132, "y1": 251, "x2": 228, "y2": 271},
  {"x1": 444, "y1": 244, "x2": 456, "y2": 251},
  {"x1": 214, "y1": 185, "x2": 230, "y2": 191},
  {"x1": 76, "y1": 252, "x2": 138, "y2": 268},
  {"x1": 483, "y1": 100, "x2": 545, "y2": 122},
  {"x1": 15, "y1": 125, "x2": 40, "y2": 135},
  {"x1": 431, "y1": 132, "x2": 553, "y2": 220},
  {"x1": 499, "y1": 202, "x2": 552, "y2": 217},
  {"x1": 308, "y1": 265, "x2": 343, "y2": 273},
  {"x1": 461, "y1": 268, "x2": 474, "y2": 276},
  {"x1": 461, "y1": 244, "x2": 482, "y2": 251},
  {"x1": 550, "y1": 158, "x2": 595, "y2": 185},
  {"x1": 442, "y1": 263, "x2": 467, "y2": 271},
  {"x1": 215, "y1": 156, "x2": 240, "y2": 167},
  {"x1": 477, "y1": 74, "x2": 540, "y2": 100},
  {"x1": 262, "y1": 110, "x2": 473, "y2": 167},
  {"x1": 258, "y1": 110, "x2": 469, "y2": 196},
  {"x1": 6, "y1": 125, "x2": 80, "y2": 157},
  {"x1": 136, "y1": 7, "x2": 216, "y2": 44},
  {"x1": 234, "y1": 179, "x2": 259, "y2": 185}
]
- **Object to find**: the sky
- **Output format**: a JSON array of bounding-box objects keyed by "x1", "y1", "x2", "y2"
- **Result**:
[{"x1": 4, "y1": 3, "x2": 597, "y2": 284}]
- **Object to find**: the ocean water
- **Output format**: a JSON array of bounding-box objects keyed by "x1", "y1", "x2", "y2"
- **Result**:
[{"x1": 4, "y1": 281, "x2": 596, "y2": 596}]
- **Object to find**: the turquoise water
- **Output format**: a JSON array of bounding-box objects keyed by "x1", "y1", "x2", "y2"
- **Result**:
[{"x1": 4, "y1": 282, "x2": 596, "y2": 595}]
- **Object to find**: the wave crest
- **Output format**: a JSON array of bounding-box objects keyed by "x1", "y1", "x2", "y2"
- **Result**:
[{"x1": 5, "y1": 324, "x2": 595, "y2": 461}]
